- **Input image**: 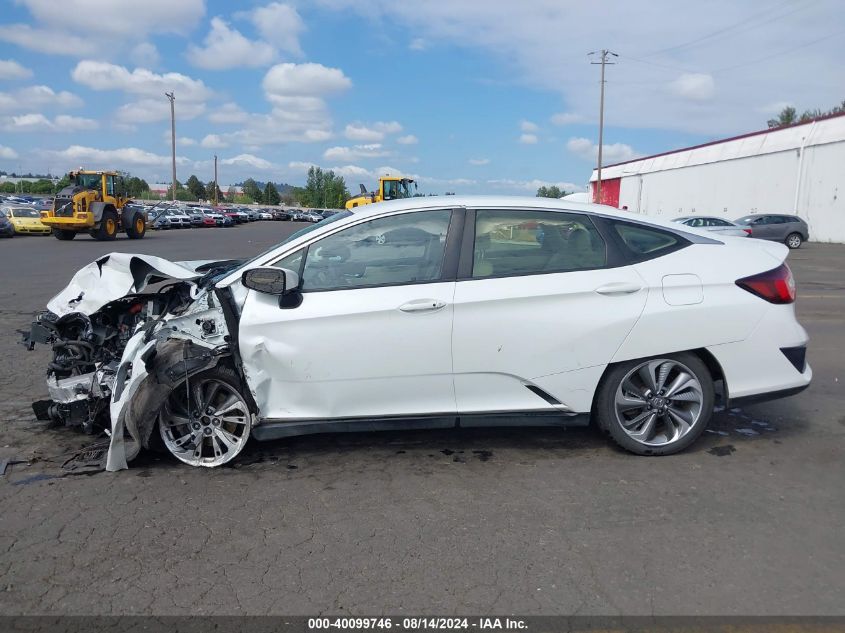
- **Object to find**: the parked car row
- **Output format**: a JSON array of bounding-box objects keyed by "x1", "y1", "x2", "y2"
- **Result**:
[
  {"x1": 144, "y1": 204, "x2": 342, "y2": 230},
  {"x1": 672, "y1": 214, "x2": 810, "y2": 249}
]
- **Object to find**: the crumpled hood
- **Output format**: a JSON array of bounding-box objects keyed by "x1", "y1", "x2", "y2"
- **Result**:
[{"x1": 47, "y1": 252, "x2": 224, "y2": 316}]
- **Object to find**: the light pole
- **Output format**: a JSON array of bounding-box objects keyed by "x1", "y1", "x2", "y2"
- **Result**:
[
  {"x1": 213, "y1": 154, "x2": 218, "y2": 206},
  {"x1": 589, "y1": 49, "x2": 617, "y2": 203},
  {"x1": 165, "y1": 91, "x2": 176, "y2": 202}
]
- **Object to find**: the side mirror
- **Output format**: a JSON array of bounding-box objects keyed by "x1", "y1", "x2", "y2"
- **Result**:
[{"x1": 242, "y1": 267, "x2": 300, "y2": 296}]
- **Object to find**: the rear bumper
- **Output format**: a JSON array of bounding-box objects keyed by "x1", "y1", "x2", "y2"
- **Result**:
[{"x1": 707, "y1": 304, "x2": 812, "y2": 406}]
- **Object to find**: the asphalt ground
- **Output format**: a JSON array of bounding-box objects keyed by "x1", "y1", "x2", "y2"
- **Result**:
[{"x1": 0, "y1": 224, "x2": 842, "y2": 616}]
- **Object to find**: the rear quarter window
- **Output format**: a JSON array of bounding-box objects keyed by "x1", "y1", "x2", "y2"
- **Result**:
[{"x1": 611, "y1": 221, "x2": 688, "y2": 262}]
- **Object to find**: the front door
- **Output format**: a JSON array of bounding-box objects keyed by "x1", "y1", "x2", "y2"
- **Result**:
[{"x1": 237, "y1": 208, "x2": 458, "y2": 421}]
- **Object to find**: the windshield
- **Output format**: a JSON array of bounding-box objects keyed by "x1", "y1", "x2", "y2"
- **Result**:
[
  {"x1": 383, "y1": 179, "x2": 414, "y2": 200},
  {"x1": 212, "y1": 211, "x2": 353, "y2": 284},
  {"x1": 10, "y1": 207, "x2": 39, "y2": 218},
  {"x1": 74, "y1": 173, "x2": 101, "y2": 190}
]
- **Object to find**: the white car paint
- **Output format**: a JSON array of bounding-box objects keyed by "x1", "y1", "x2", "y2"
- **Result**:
[{"x1": 673, "y1": 216, "x2": 751, "y2": 237}]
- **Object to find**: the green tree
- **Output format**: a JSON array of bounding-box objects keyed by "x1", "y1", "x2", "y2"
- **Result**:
[
  {"x1": 185, "y1": 174, "x2": 207, "y2": 200},
  {"x1": 301, "y1": 166, "x2": 349, "y2": 209},
  {"x1": 536, "y1": 185, "x2": 568, "y2": 198},
  {"x1": 264, "y1": 182, "x2": 281, "y2": 205},
  {"x1": 0, "y1": 181, "x2": 15, "y2": 193},
  {"x1": 767, "y1": 106, "x2": 798, "y2": 129},
  {"x1": 231, "y1": 193, "x2": 254, "y2": 204},
  {"x1": 242, "y1": 178, "x2": 262, "y2": 202},
  {"x1": 53, "y1": 175, "x2": 70, "y2": 193},
  {"x1": 125, "y1": 176, "x2": 150, "y2": 198},
  {"x1": 206, "y1": 181, "x2": 222, "y2": 204}
]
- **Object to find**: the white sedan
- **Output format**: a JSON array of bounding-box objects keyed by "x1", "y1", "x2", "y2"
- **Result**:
[
  {"x1": 26, "y1": 197, "x2": 811, "y2": 468},
  {"x1": 673, "y1": 215, "x2": 751, "y2": 237}
]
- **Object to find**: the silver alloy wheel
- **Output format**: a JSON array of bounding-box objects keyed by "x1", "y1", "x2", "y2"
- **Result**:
[
  {"x1": 159, "y1": 377, "x2": 251, "y2": 467},
  {"x1": 614, "y1": 359, "x2": 704, "y2": 447},
  {"x1": 787, "y1": 233, "x2": 802, "y2": 248}
]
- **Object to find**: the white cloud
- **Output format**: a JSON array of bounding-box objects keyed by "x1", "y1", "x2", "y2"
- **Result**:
[
  {"x1": 323, "y1": 144, "x2": 389, "y2": 161},
  {"x1": 115, "y1": 99, "x2": 205, "y2": 124},
  {"x1": 0, "y1": 25, "x2": 99, "y2": 56},
  {"x1": 0, "y1": 59, "x2": 32, "y2": 80},
  {"x1": 262, "y1": 63, "x2": 352, "y2": 98},
  {"x1": 249, "y1": 3, "x2": 305, "y2": 57},
  {"x1": 131, "y1": 42, "x2": 160, "y2": 67},
  {"x1": 396, "y1": 134, "x2": 418, "y2": 145},
  {"x1": 409, "y1": 38, "x2": 428, "y2": 51},
  {"x1": 566, "y1": 137, "x2": 639, "y2": 164},
  {"x1": 46, "y1": 145, "x2": 190, "y2": 169},
  {"x1": 0, "y1": 85, "x2": 83, "y2": 112},
  {"x1": 162, "y1": 131, "x2": 197, "y2": 147},
  {"x1": 343, "y1": 121, "x2": 403, "y2": 141},
  {"x1": 208, "y1": 102, "x2": 249, "y2": 124},
  {"x1": 468, "y1": 158, "x2": 490, "y2": 165},
  {"x1": 72, "y1": 61, "x2": 212, "y2": 102},
  {"x1": 519, "y1": 133, "x2": 538, "y2": 144},
  {"x1": 486, "y1": 178, "x2": 584, "y2": 193},
  {"x1": 520, "y1": 120, "x2": 539, "y2": 132},
  {"x1": 669, "y1": 73, "x2": 716, "y2": 102},
  {"x1": 201, "y1": 134, "x2": 230, "y2": 149},
  {"x1": 0, "y1": 0, "x2": 204, "y2": 56},
  {"x1": 550, "y1": 112, "x2": 583, "y2": 125},
  {"x1": 1, "y1": 113, "x2": 97, "y2": 132},
  {"x1": 0, "y1": 145, "x2": 18, "y2": 159},
  {"x1": 221, "y1": 154, "x2": 273, "y2": 170},
  {"x1": 187, "y1": 17, "x2": 276, "y2": 70}
]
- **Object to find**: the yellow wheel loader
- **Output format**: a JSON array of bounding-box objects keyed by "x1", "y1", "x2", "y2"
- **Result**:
[
  {"x1": 40, "y1": 170, "x2": 147, "y2": 241},
  {"x1": 345, "y1": 176, "x2": 417, "y2": 210}
]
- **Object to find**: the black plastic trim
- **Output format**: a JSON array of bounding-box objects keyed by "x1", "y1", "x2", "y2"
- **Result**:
[
  {"x1": 729, "y1": 384, "x2": 809, "y2": 409},
  {"x1": 252, "y1": 411, "x2": 590, "y2": 441},
  {"x1": 780, "y1": 345, "x2": 807, "y2": 373},
  {"x1": 524, "y1": 384, "x2": 562, "y2": 405}
]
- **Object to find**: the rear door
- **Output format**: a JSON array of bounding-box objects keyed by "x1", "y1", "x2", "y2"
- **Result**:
[{"x1": 451, "y1": 208, "x2": 647, "y2": 415}]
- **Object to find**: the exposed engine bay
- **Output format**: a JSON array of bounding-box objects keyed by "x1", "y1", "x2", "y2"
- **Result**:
[{"x1": 22, "y1": 253, "x2": 250, "y2": 471}]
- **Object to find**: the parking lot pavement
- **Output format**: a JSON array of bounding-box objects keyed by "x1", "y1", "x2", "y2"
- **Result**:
[{"x1": 0, "y1": 232, "x2": 843, "y2": 616}]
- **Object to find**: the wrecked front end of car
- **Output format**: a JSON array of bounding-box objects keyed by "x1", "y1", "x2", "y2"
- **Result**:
[{"x1": 22, "y1": 253, "x2": 254, "y2": 471}]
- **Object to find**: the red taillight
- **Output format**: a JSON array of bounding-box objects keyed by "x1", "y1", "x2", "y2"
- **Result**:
[
  {"x1": 736, "y1": 263, "x2": 795, "y2": 304},
  {"x1": 743, "y1": 228, "x2": 752, "y2": 235}
]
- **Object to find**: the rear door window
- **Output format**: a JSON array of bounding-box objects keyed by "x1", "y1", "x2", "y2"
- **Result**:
[{"x1": 472, "y1": 209, "x2": 606, "y2": 278}]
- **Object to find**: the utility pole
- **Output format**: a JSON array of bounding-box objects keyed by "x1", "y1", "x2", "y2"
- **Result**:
[
  {"x1": 589, "y1": 49, "x2": 617, "y2": 203},
  {"x1": 213, "y1": 154, "x2": 218, "y2": 206},
  {"x1": 165, "y1": 91, "x2": 176, "y2": 202}
]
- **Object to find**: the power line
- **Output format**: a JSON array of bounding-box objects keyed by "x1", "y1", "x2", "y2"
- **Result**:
[
  {"x1": 711, "y1": 28, "x2": 843, "y2": 73},
  {"x1": 641, "y1": 0, "x2": 815, "y2": 58}
]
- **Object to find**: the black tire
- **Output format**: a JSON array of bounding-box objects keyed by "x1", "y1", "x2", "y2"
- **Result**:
[
  {"x1": 785, "y1": 232, "x2": 802, "y2": 249},
  {"x1": 52, "y1": 228, "x2": 76, "y2": 241},
  {"x1": 126, "y1": 213, "x2": 146, "y2": 239},
  {"x1": 93, "y1": 208, "x2": 118, "y2": 241},
  {"x1": 595, "y1": 352, "x2": 714, "y2": 456}
]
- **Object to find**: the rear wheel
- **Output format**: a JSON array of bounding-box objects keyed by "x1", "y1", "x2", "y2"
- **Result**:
[
  {"x1": 596, "y1": 353, "x2": 714, "y2": 455},
  {"x1": 93, "y1": 209, "x2": 118, "y2": 241},
  {"x1": 52, "y1": 228, "x2": 76, "y2": 241},
  {"x1": 785, "y1": 232, "x2": 802, "y2": 249},
  {"x1": 158, "y1": 366, "x2": 252, "y2": 468},
  {"x1": 126, "y1": 213, "x2": 146, "y2": 239}
]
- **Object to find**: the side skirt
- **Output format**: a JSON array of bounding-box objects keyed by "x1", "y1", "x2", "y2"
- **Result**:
[{"x1": 251, "y1": 412, "x2": 591, "y2": 442}]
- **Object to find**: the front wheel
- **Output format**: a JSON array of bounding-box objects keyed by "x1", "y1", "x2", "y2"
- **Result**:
[
  {"x1": 93, "y1": 209, "x2": 118, "y2": 241},
  {"x1": 158, "y1": 365, "x2": 252, "y2": 467},
  {"x1": 785, "y1": 232, "x2": 802, "y2": 249},
  {"x1": 52, "y1": 228, "x2": 76, "y2": 241},
  {"x1": 595, "y1": 353, "x2": 714, "y2": 455}
]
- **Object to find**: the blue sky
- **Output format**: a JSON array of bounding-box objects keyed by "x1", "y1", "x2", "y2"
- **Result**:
[{"x1": 0, "y1": 0, "x2": 842, "y2": 193}]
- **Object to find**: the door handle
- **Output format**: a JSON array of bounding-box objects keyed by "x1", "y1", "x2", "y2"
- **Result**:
[
  {"x1": 595, "y1": 282, "x2": 642, "y2": 296},
  {"x1": 398, "y1": 299, "x2": 447, "y2": 313}
]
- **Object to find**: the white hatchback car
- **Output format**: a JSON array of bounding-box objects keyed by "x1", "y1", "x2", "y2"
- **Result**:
[{"x1": 25, "y1": 197, "x2": 811, "y2": 469}]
